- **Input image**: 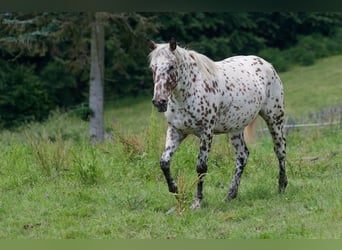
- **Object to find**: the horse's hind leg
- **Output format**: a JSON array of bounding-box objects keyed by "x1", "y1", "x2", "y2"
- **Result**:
[
  {"x1": 225, "y1": 131, "x2": 249, "y2": 201},
  {"x1": 260, "y1": 108, "x2": 288, "y2": 192}
]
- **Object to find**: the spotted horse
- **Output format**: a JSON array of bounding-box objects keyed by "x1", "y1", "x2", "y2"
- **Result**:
[{"x1": 148, "y1": 38, "x2": 287, "y2": 209}]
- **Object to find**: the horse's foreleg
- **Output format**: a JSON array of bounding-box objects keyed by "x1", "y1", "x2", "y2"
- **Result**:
[
  {"x1": 190, "y1": 130, "x2": 213, "y2": 210},
  {"x1": 226, "y1": 131, "x2": 249, "y2": 201},
  {"x1": 160, "y1": 126, "x2": 185, "y2": 194}
]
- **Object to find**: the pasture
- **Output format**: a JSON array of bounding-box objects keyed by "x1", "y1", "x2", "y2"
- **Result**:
[{"x1": 0, "y1": 55, "x2": 341, "y2": 239}]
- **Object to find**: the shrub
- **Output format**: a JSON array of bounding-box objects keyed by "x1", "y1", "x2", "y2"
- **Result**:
[
  {"x1": 259, "y1": 31, "x2": 342, "y2": 71},
  {"x1": 258, "y1": 48, "x2": 290, "y2": 72},
  {"x1": 284, "y1": 47, "x2": 316, "y2": 66}
]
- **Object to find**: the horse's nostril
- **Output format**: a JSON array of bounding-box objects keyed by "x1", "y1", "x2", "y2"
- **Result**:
[
  {"x1": 152, "y1": 99, "x2": 167, "y2": 107},
  {"x1": 152, "y1": 99, "x2": 168, "y2": 112}
]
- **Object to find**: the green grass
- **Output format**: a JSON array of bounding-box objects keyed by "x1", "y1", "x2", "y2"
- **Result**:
[
  {"x1": 0, "y1": 56, "x2": 341, "y2": 239},
  {"x1": 282, "y1": 55, "x2": 342, "y2": 116},
  {"x1": 104, "y1": 96, "x2": 155, "y2": 135}
]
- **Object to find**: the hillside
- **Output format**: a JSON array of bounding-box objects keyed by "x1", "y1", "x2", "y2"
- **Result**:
[{"x1": 281, "y1": 55, "x2": 342, "y2": 117}]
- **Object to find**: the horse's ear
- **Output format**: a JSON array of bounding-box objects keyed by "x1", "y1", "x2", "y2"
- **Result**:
[
  {"x1": 146, "y1": 39, "x2": 157, "y2": 50},
  {"x1": 169, "y1": 37, "x2": 177, "y2": 51}
]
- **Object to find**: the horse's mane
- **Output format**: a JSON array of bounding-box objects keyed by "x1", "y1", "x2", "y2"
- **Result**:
[
  {"x1": 149, "y1": 43, "x2": 218, "y2": 83},
  {"x1": 185, "y1": 49, "x2": 218, "y2": 82}
]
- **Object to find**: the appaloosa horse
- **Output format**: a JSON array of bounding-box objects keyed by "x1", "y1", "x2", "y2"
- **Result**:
[{"x1": 148, "y1": 38, "x2": 287, "y2": 209}]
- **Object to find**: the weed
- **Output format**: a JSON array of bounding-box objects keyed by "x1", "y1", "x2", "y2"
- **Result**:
[
  {"x1": 111, "y1": 124, "x2": 145, "y2": 160},
  {"x1": 71, "y1": 146, "x2": 100, "y2": 186},
  {"x1": 28, "y1": 130, "x2": 70, "y2": 179},
  {"x1": 174, "y1": 173, "x2": 205, "y2": 215}
]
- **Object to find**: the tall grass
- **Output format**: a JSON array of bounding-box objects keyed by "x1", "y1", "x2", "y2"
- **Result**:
[{"x1": 28, "y1": 131, "x2": 71, "y2": 179}]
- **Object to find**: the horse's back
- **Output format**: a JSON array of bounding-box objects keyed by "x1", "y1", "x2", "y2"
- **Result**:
[
  {"x1": 213, "y1": 55, "x2": 284, "y2": 133},
  {"x1": 219, "y1": 55, "x2": 276, "y2": 78},
  {"x1": 218, "y1": 55, "x2": 284, "y2": 106}
]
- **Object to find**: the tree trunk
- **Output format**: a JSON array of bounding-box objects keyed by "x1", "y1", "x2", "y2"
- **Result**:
[{"x1": 89, "y1": 13, "x2": 105, "y2": 144}]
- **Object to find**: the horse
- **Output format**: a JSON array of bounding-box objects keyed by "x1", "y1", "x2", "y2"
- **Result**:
[{"x1": 147, "y1": 38, "x2": 287, "y2": 209}]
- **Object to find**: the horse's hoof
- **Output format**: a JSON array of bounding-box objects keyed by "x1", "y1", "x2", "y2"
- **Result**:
[
  {"x1": 278, "y1": 186, "x2": 287, "y2": 193},
  {"x1": 225, "y1": 190, "x2": 237, "y2": 201},
  {"x1": 190, "y1": 199, "x2": 201, "y2": 210},
  {"x1": 224, "y1": 196, "x2": 234, "y2": 202},
  {"x1": 165, "y1": 207, "x2": 176, "y2": 215},
  {"x1": 278, "y1": 179, "x2": 288, "y2": 193},
  {"x1": 168, "y1": 185, "x2": 178, "y2": 194}
]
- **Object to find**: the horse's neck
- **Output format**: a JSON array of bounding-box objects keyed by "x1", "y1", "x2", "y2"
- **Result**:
[{"x1": 170, "y1": 63, "x2": 201, "y2": 106}]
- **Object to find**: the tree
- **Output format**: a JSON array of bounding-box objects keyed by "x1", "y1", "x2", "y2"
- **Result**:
[
  {"x1": 0, "y1": 12, "x2": 158, "y2": 138},
  {"x1": 87, "y1": 12, "x2": 157, "y2": 143},
  {"x1": 0, "y1": 12, "x2": 90, "y2": 127},
  {"x1": 89, "y1": 12, "x2": 105, "y2": 143}
]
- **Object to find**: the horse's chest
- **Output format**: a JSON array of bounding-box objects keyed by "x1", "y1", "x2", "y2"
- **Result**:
[{"x1": 165, "y1": 101, "x2": 214, "y2": 134}]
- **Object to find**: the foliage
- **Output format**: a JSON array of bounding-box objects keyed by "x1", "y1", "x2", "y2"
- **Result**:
[
  {"x1": 0, "y1": 62, "x2": 50, "y2": 127},
  {"x1": 103, "y1": 13, "x2": 158, "y2": 99},
  {"x1": 259, "y1": 31, "x2": 342, "y2": 72},
  {"x1": 0, "y1": 12, "x2": 157, "y2": 128},
  {"x1": 0, "y1": 12, "x2": 342, "y2": 128},
  {"x1": 251, "y1": 12, "x2": 342, "y2": 49},
  {"x1": 154, "y1": 13, "x2": 265, "y2": 58},
  {"x1": 154, "y1": 12, "x2": 342, "y2": 57},
  {"x1": 0, "y1": 12, "x2": 90, "y2": 128},
  {"x1": 39, "y1": 58, "x2": 82, "y2": 107}
]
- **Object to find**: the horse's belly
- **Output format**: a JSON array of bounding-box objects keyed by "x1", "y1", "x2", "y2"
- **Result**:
[{"x1": 214, "y1": 99, "x2": 261, "y2": 133}]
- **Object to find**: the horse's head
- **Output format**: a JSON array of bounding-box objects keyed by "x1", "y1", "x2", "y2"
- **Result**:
[{"x1": 148, "y1": 38, "x2": 178, "y2": 112}]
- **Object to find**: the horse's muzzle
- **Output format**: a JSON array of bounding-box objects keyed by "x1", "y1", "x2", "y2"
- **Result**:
[{"x1": 152, "y1": 99, "x2": 167, "y2": 112}]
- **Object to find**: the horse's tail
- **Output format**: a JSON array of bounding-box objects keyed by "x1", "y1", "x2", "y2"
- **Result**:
[{"x1": 244, "y1": 117, "x2": 258, "y2": 144}]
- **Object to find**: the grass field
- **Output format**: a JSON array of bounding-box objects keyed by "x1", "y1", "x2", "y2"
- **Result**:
[{"x1": 0, "y1": 55, "x2": 341, "y2": 239}]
